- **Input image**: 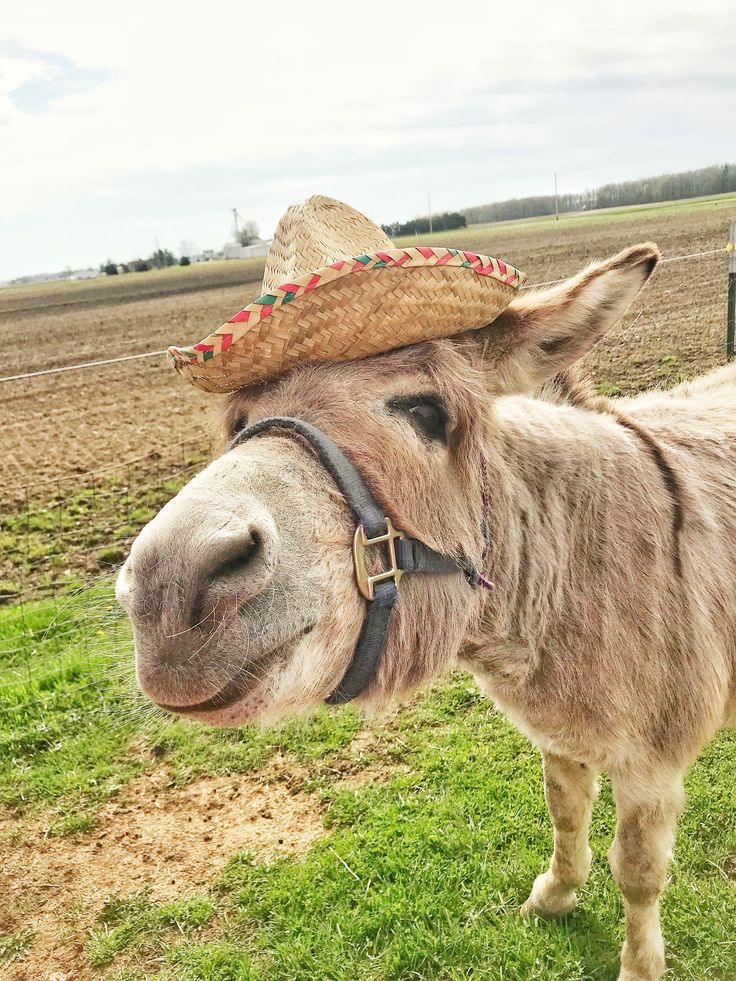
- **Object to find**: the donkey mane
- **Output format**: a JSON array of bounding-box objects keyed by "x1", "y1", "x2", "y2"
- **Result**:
[{"x1": 537, "y1": 365, "x2": 598, "y2": 408}]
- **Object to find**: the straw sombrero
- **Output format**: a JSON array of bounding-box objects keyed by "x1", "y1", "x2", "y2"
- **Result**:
[{"x1": 168, "y1": 195, "x2": 526, "y2": 392}]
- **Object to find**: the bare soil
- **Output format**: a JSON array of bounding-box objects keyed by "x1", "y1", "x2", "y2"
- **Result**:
[
  {"x1": 0, "y1": 270, "x2": 264, "y2": 501},
  {"x1": 0, "y1": 724, "x2": 404, "y2": 979},
  {"x1": 0, "y1": 764, "x2": 325, "y2": 980}
]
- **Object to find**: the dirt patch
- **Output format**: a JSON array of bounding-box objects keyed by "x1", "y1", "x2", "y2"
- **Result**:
[
  {"x1": 724, "y1": 853, "x2": 736, "y2": 881},
  {"x1": 0, "y1": 269, "x2": 264, "y2": 497},
  {"x1": 0, "y1": 767, "x2": 326, "y2": 980},
  {"x1": 321, "y1": 729, "x2": 412, "y2": 791}
]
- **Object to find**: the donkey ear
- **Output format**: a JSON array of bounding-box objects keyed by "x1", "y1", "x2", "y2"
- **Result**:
[{"x1": 474, "y1": 243, "x2": 660, "y2": 394}]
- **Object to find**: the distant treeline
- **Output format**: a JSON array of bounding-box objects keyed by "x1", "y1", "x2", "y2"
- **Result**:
[
  {"x1": 461, "y1": 163, "x2": 736, "y2": 225},
  {"x1": 101, "y1": 248, "x2": 182, "y2": 275},
  {"x1": 381, "y1": 212, "x2": 467, "y2": 237}
]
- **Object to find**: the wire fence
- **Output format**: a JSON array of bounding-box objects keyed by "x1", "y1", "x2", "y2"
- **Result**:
[{"x1": 1, "y1": 239, "x2": 735, "y2": 732}]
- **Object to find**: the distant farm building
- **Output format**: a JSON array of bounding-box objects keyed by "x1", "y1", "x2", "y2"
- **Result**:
[{"x1": 223, "y1": 239, "x2": 272, "y2": 260}]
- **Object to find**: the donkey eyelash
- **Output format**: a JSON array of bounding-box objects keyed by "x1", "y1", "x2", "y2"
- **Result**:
[{"x1": 387, "y1": 395, "x2": 450, "y2": 443}]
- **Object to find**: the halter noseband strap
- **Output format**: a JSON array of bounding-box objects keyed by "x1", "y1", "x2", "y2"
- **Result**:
[{"x1": 230, "y1": 416, "x2": 480, "y2": 705}]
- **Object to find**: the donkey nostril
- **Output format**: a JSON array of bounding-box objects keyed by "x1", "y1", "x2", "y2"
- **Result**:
[
  {"x1": 209, "y1": 529, "x2": 263, "y2": 584},
  {"x1": 190, "y1": 526, "x2": 273, "y2": 628}
]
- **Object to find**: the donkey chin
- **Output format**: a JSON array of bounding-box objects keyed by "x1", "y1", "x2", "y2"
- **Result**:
[
  {"x1": 120, "y1": 559, "x2": 367, "y2": 728},
  {"x1": 132, "y1": 624, "x2": 323, "y2": 727}
]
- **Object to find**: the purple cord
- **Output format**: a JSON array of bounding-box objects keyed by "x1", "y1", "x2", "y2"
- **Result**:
[{"x1": 476, "y1": 571, "x2": 495, "y2": 591}]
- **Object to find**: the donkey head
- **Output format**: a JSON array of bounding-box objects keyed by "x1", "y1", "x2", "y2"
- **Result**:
[{"x1": 117, "y1": 244, "x2": 658, "y2": 725}]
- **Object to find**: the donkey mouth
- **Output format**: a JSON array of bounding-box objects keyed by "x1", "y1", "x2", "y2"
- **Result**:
[
  {"x1": 156, "y1": 674, "x2": 251, "y2": 715},
  {"x1": 152, "y1": 625, "x2": 314, "y2": 717}
]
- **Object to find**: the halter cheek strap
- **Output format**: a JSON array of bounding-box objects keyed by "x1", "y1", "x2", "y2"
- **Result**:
[{"x1": 230, "y1": 416, "x2": 482, "y2": 705}]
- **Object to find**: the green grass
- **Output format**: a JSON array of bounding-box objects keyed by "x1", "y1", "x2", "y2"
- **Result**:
[
  {"x1": 0, "y1": 587, "x2": 363, "y2": 824},
  {"x1": 86, "y1": 892, "x2": 216, "y2": 966},
  {"x1": 2, "y1": 591, "x2": 735, "y2": 978},
  {"x1": 0, "y1": 928, "x2": 35, "y2": 965}
]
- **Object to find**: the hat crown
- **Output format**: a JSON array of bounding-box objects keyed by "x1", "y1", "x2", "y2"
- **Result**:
[{"x1": 262, "y1": 195, "x2": 393, "y2": 292}]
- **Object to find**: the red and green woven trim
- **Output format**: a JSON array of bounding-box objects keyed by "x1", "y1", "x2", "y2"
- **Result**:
[{"x1": 168, "y1": 247, "x2": 526, "y2": 365}]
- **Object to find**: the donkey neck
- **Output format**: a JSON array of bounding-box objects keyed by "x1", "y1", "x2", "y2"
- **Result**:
[{"x1": 477, "y1": 393, "x2": 682, "y2": 650}]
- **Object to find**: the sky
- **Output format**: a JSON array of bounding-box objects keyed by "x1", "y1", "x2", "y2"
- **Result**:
[{"x1": 1, "y1": 0, "x2": 735, "y2": 280}]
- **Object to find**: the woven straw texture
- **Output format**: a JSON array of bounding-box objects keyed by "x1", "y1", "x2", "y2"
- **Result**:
[
  {"x1": 262, "y1": 196, "x2": 393, "y2": 292},
  {"x1": 169, "y1": 196, "x2": 526, "y2": 393}
]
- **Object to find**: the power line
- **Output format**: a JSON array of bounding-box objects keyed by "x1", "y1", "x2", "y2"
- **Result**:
[
  {"x1": 661, "y1": 247, "x2": 727, "y2": 263},
  {"x1": 0, "y1": 246, "x2": 728, "y2": 385},
  {"x1": 0, "y1": 349, "x2": 167, "y2": 384}
]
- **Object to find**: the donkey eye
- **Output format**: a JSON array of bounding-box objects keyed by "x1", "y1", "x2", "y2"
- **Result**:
[{"x1": 390, "y1": 397, "x2": 449, "y2": 442}]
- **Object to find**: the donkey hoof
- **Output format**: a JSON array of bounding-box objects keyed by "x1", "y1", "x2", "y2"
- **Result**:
[{"x1": 520, "y1": 871, "x2": 578, "y2": 918}]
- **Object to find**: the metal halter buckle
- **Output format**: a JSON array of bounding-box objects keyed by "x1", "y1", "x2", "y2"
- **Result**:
[{"x1": 352, "y1": 518, "x2": 406, "y2": 601}]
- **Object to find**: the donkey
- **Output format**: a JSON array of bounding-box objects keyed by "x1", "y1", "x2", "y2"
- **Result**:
[{"x1": 118, "y1": 243, "x2": 736, "y2": 981}]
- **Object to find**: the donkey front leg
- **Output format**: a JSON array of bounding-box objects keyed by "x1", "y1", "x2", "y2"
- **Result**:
[
  {"x1": 609, "y1": 771, "x2": 685, "y2": 981},
  {"x1": 521, "y1": 751, "x2": 599, "y2": 917}
]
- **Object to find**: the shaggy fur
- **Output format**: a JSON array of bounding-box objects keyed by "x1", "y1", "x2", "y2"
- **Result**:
[{"x1": 118, "y1": 243, "x2": 736, "y2": 981}]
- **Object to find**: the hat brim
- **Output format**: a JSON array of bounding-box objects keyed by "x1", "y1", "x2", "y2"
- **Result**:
[{"x1": 168, "y1": 247, "x2": 526, "y2": 393}]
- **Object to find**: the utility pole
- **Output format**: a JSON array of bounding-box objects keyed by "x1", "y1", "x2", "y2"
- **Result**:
[
  {"x1": 427, "y1": 193, "x2": 433, "y2": 234},
  {"x1": 554, "y1": 172, "x2": 559, "y2": 222}
]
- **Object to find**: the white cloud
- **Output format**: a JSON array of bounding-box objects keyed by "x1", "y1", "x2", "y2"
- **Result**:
[
  {"x1": 0, "y1": 40, "x2": 114, "y2": 115},
  {"x1": 1, "y1": 0, "x2": 735, "y2": 278}
]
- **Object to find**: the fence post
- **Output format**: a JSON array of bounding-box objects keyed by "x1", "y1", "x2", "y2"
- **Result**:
[{"x1": 727, "y1": 222, "x2": 736, "y2": 360}]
